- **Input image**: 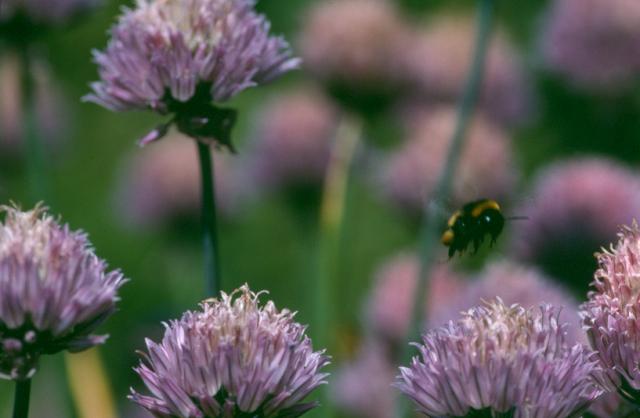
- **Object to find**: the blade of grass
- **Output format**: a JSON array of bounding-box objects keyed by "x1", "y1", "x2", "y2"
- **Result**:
[{"x1": 314, "y1": 112, "x2": 362, "y2": 418}]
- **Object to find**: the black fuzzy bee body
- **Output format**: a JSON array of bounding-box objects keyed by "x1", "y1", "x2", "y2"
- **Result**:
[{"x1": 441, "y1": 199, "x2": 505, "y2": 258}]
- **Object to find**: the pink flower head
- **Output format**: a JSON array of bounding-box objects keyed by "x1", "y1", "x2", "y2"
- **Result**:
[
  {"x1": 130, "y1": 285, "x2": 330, "y2": 418},
  {"x1": 86, "y1": 0, "x2": 299, "y2": 146},
  {"x1": 331, "y1": 341, "x2": 396, "y2": 418},
  {"x1": 248, "y1": 89, "x2": 338, "y2": 191},
  {"x1": 540, "y1": 0, "x2": 640, "y2": 91},
  {"x1": 581, "y1": 222, "x2": 640, "y2": 401},
  {"x1": 367, "y1": 253, "x2": 466, "y2": 344},
  {"x1": 397, "y1": 299, "x2": 603, "y2": 417},
  {"x1": 115, "y1": 133, "x2": 249, "y2": 228},
  {"x1": 0, "y1": 0, "x2": 100, "y2": 25},
  {"x1": 299, "y1": 0, "x2": 409, "y2": 88},
  {"x1": 512, "y1": 158, "x2": 640, "y2": 290},
  {"x1": 0, "y1": 205, "x2": 126, "y2": 380},
  {"x1": 403, "y1": 15, "x2": 533, "y2": 127},
  {"x1": 381, "y1": 107, "x2": 516, "y2": 216}
]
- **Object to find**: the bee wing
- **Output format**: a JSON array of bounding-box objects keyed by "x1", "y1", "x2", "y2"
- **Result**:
[{"x1": 425, "y1": 197, "x2": 455, "y2": 223}]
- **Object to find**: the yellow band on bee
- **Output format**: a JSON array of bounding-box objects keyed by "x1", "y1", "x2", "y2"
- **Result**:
[
  {"x1": 441, "y1": 229, "x2": 454, "y2": 246},
  {"x1": 447, "y1": 210, "x2": 462, "y2": 227},
  {"x1": 471, "y1": 200, "x2": 500, "y2": 218}
]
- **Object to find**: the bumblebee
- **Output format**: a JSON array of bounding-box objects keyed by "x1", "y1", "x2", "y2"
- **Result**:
[{"x1": 441, "y1": 199, "x2": 505, "y2": 258}]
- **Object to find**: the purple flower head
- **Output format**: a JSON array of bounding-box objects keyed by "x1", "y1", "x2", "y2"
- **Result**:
[
  {"x1": 130, "y1": 285, "x2": 330, "y2": 418},
  {"x1": 248, "y1": 88, "x2": 338, "y2": 191},
  {"x1": 540, "y1": 0, "x2": 640, "y2": 92},
  {"x1": 581, "y1": 222, "x2": 640, "y2": 401},
  {"x1": 0, "y1": 204, "x2": 126, "y2": 380},
  {"x1": 0, "y1": 0, "x2": 100, "y2": 26},
  {"x1": 86, "y1": 0, "x2": 299, "y2": 147},
  {"x1": 396, "y1": 299, "x2": 603, "y2": 417}
]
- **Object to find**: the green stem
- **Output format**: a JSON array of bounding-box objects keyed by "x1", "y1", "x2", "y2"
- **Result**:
[
  {"x1": 405, "y1": 0, "x2": 494, "y2": 355},
  {"x1": 314, "y1": 112, "x2": 362, "y2": 418},
  {"x1": 398, "y1": 1, "x2": 494, "y2": 415},
  {"x1": 196, "y1": 141, "x2": 221, "y2": 297},
  {"x1": 12, "y1": 379, "x2": 32, "y2": 418},
  {"x1": 19, "y1": 48, "x2": 48, "y2": 205}
]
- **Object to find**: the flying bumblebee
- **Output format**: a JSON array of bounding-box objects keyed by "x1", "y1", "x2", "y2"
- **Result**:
[{"x1": 441, "y1": 198, "x2": 514, "y2": 258}]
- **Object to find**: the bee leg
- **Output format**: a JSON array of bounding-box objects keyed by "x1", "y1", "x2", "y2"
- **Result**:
[{"x1": 489, "y1": 233, "x2": 498, "y2": 246}]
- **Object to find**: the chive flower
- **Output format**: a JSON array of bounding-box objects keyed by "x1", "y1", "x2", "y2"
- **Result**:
[
  {"x1": 540, "y1": 0, "x2": 640, "y2": 91},
  {"x1": 0, "y1": 205, "x2": 125, "y2": 380},
  {"x1": 581, "y1": 222, "x2": 640, "y2": 403},
  {"x1": 86, "y1": 0, "x2": 299, "y2": 147},
  {"x1": 130, "y1": 285, "x2": 330, "y2": 417},
  {"x1": 396, "y1": 299, "x2": 603, "y2": 417}
]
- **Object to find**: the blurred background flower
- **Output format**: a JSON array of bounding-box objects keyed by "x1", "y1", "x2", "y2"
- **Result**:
[
  {"x1": 299, "y1": 0, "x2": 410, "y2": 113},
  {"x1": 402, "y1": 15, "x2": 533, "y2": 127},
  {"x1": 511, "y1": 157, "x2": 640, "y2": 295},
  {"x1": 366, "y1": 252, "x2": 466, "y2": 346},
  {"x1": 0, "y1": 0, "x2": 101, "y2": 26},
  {"x1": 331, "y1": 341, "x2": 396, "y2": 418},
  {"x1": 114, "y1": 133, "x2": 251, "y2": 230},
  {"x1": 540, "y1": 0, "x2": 640, "y2": 92},
  {"x1": 0, "y1": 52, "x2": 69, "y2": 159},
  {"x1": 380, "y1": 106, "x2": 516, "y2": 217},
  {"x1": 246, "y1": 88, "x2": 338, "y2": 194}
]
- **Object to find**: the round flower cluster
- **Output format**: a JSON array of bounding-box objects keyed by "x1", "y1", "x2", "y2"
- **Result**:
[
  {"x1": 540, "y1": 0, "x2": 640, "y2": 91},
  {"x1": 0, "y1": 205, "x2": 125, "y2": 380},
  {"x1": 581, "y1": 222, "x2": 640, "y2": 401},
  {"x1": 248, "y1": 89, "x2": 338, "y2": 191},
  {"x1": 88, "y1": 0, "x2": 298, "y2": 111},
  {"x1": 397, "y1": 299, "x2": 603, "y2": 417},
  {"x1": 512, "y1": 157, "x2": 640, "y2": 291},
  {"x1": 86, "y1": 0, "x2": 299, "y2": 145},
  {"x1": 299, "y1": 0, "x2": 409, "y2": 89},
  {"x1": 367, "y1": 253, "x2": 465, "y2": 343},
  {"x1": 130, "y1": 285, "x2": 330, "y2": 418}
]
